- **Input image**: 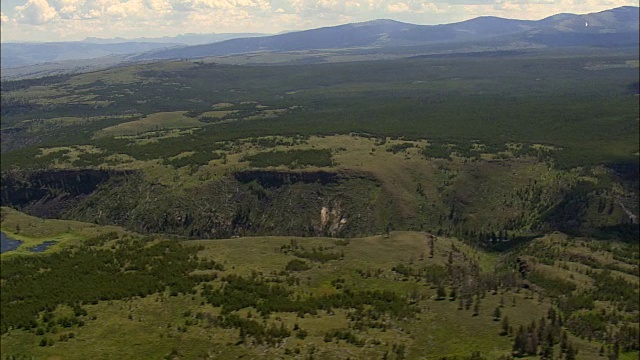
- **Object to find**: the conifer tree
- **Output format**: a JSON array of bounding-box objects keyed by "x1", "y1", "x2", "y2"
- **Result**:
[
  {"x1": 500, "y1": 316, "x2": 509, "y2": 336},
  {"x1": 493, "y1": 306, "x2": 502, "y2": 321}
]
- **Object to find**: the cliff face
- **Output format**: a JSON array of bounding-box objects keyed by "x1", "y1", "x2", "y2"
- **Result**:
[
  {"x1": 234, "y1": 170, "x2": 340, "y2": 188},
  {"x1": 1, "y1": 165, "x2": 636, "y2": 242},
  {"x1": 0, "y1": 169, "x2": 128, "y2": 219},
  {"x1": 0, "y1": 169, "x2": 382, "y2": 239}
]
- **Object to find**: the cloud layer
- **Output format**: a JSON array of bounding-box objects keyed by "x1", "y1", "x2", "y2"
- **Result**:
[
  {"x1": 15, "y1": 0, "x2": 58, "y2": 25},
  {"x1": 1, "y1": 0, "x2": 637, "y2": 41}
]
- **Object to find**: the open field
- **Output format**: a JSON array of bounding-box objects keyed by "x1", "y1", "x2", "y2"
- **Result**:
[
  {"x1": 1, "y1": 207, "x2": 638, "y2": 359},
  {"x1": 95, "y1": 111, "x2": 204, "y2": 138},
  {"x1": 0, "y1": 207, "x2": 128, "y2": 257}
]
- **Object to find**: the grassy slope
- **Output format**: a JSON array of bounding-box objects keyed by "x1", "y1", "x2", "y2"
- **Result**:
[
  {"x1": 1, "y1": 208, "x2": 637, "y2": 359},
  {"x1": 0, "y1": 232, "x2": 534, "y2": 359},
  {"x1": 94, "y1": 111, "x2": 204, "y2": 138},
  {"x1": 0, "y1": 206, "x2": 126, "y2": 257}
]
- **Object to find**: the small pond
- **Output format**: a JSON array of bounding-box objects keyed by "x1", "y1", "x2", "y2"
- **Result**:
[
  {"x1": 1, "y1": 232, "x2": 23, "y2": 254},
  {"x1": 29, "y1": 241, "x2": 57, "y2": 253}
]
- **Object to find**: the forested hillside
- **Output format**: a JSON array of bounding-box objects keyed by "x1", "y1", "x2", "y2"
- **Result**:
[
  {"x1": 1, "y1": 49, "x2": 638, "y2": 242},
  {"x1": 0, "y1": 20, "x2": 638, "y2": 359}
]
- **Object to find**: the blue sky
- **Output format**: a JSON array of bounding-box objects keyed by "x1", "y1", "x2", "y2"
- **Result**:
[{"x1": 1, "y1": 0, "x2": 636, "y2": 42}]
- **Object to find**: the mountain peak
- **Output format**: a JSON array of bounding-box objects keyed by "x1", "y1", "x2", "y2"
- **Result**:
[
  {"x1": 98, "y1": 6, "x2": 640, "y2": 63},
  {"x1": 362, "y1": 19, "x2": 405, "y2": 24},
  {"x1": 351, "y1": 19, "x2": 411, "y2": 27}
]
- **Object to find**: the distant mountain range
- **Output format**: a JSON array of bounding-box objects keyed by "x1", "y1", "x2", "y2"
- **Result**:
[
  {"x1": 1, "y1": 6, "x2": 637, "y2": 75},
  {"x1": 1, "y1": 42, "x2": 179, "y2": 69},
  {"x1": 82, "y1": 33, "x2": 268, "y2": 46},
  {"x1": 135, "y1": 6, "x2": 638, "y2": 61},
  {"x1": 0, "y1": 33, "x2": 268, "y2": 69}
]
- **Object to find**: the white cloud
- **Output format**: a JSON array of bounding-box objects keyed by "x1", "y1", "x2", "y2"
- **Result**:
[
  {"x1": 456, "y1": 0, "x2": 636, "y2": 20},
  {"x1": 146, "y1": 0, "x2": 173, "y2": 11},
  {"x1": 59, "y1": 6, "x2": 78, "y2": 16},
  {"x1": 32, "y1": 0, "x2": 179, "y2": 21},
  {"x1": 2, "y1": 0, "x2": 638, "y2": 41},
  {"x1": 388, "y1": 0, "x2": 443, "y2": 13},
  {"x1": 50, "y1": 0, "x2": 84, "y2": 8},
  {"x1": 498, "y1": 1, "x2": 521, "y2": 11},
  {"x1": 387, "y1": 1, "x2": 409, "y2": 12},
  {"x1": 15, "y1": 0, "x2": 58, "y2": 24},
  {"x1": 419, "y1": 2, "x2": 445, "y2": 12},
  {"x1": 366, "y1": 0, "x2": 383, "y2": 9},
  {"x1": 105, "y1": 0, "x2": 148, "y2": 18},
  {"x1": 289, "y1": 0, "x2": 361, "y2": 15},
  {"x1": 175, "y1": 0, "x2": 270, "y2": 11},
  {"x1": 50, "y1": 0, "x2": 85, "y2": 18}
]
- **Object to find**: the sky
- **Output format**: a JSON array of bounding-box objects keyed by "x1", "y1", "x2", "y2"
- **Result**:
[{"x1": 1, "y1": 0, "x2": 636, "y2": 42}]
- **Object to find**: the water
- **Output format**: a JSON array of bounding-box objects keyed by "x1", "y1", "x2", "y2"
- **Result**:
[
  {"x1": 29, "y1": 241, "x2": 57, "y2": 253},
  {"x1": 0, "y1": 231, "x2": 23, "y2": 253}
]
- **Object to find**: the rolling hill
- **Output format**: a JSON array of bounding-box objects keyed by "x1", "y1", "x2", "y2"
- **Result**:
[
  {"x1": 134, "y1": 6, "x2": 639, "y2": 61},
  {"x1": 2, "y1": 6, "x2": 636, "y2": 79},
  {"x1": 0, "y1": 33, "x2": 268, "y2": 69}
]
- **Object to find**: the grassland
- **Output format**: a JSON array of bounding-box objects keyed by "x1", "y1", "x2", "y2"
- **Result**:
[
  {"x1": 95, "y1": 111, "x2": 204, "y2": 138},
  {"x1": 199, "y1": 110, "x2": 237, "y2": 117},
  {"x1": 1, "y1": 207, "x2": 638, "y2": 359},
  {"x1": 0, "y1": 206, "x2": 127, "y2": 257}
]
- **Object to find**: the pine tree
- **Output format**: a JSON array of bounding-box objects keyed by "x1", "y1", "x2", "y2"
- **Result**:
[
  {"x1": 500, "y1": 316, "x2": 509, "y2": 336},
  {"x1": 547, "y1": 307, "x2": 557, "y2": 325},
  {"x1": 449, "y1": 287, "x2": 457, "y2": 301},
  {"x1": 540, "y1": 342, "x2": 554, "y2": 360},
  {"x1": 565, "y1": 343, "x2": 576, "y2": 360},
  {"x1": 429, "y1": 238, "x2": 435, "y2": 258},
  {"x1": 465, "y1": 296, "x2": 473, "y2": 310},
  {"x1": 538, "y1": 317, "x2": 547, "y2": 340},
  {"x1": 513, "y1": 325, "x2": 526, "y2": 357},
  {"x1": 525, "y1": 332, "x2": 539, "y2": 356},
  {"x1": 473, "y1": 297, "x2": 480, "y2": 317},
  {"x1": 560, "y1": 331, "x2": 568, "y2": 352},
  {"x1": 493, "y1": 306, "x2": 501, "y2": 321},
  {"x1": 436, "y1": 285, "x2": 446, "y2": 300},
  {"x1": 524, "y1": 321, "x2": 539, "y2": 356},
  {"x1": 611, "y1": 341, "x2": 620, "y2": 360}
]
